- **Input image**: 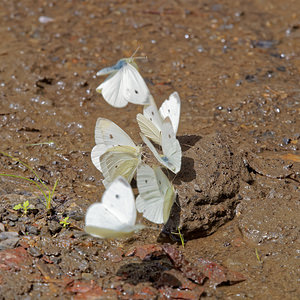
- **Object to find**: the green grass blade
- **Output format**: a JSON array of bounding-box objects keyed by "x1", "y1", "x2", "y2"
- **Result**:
[
  {"x1": 0, "y1": 173, "x2": 48, "y2": 201},
  {"x1": 46, "y1": 178, "x2": 59, "y2": 210},
  {"x1": 50, "y1": 179, "x2": 59, "y2": 199},
  {"x1": 0, "y1": 151, "x2": 50, "y2": 194}
]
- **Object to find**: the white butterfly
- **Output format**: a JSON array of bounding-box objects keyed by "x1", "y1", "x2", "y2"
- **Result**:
[
  {"x1": 136, "y1": 164, "x2": 176, "y2": 224},
  {"x1": 137, "y1": 92, "x2": 181, "y2": 145},
  {"x1": 91, "y1": 118, "x2": 141, "y2": 187},
  {"x1": 141, "y1": 117, "x2": 182, "y2": 174},
  {"x1": 96, "y1": 58, "x2": 151, "y2": 108},
  {"x1": 85, "y1": 176, "x2": 144, "y2": 239}
]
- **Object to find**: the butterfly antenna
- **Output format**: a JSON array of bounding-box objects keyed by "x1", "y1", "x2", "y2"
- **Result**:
[
  {"x1": 131, "y1": 46, "x2": 140, "y2": 59},
  {"x1": 130, "y1": 46, "x2": 147, "y2": 62}
]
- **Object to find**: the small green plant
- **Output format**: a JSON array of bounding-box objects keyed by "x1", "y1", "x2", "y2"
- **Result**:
[
  {"x1": 255, "y1": 248, "x2": 262, "y2": 263},
  {"x1": 13, "y1": 200, "x2": 30, "y2": 215},
  {"x1": 171, "y1": 227, "x2": 185, "y2": 248},
  {"x1": 60, "y1": 216, "x2": 70, "y2": 227},
  {"x1": 0, "y1": 151, "x2": 58, "y2": 211}
]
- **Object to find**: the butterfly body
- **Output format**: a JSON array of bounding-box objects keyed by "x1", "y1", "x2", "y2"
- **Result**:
[{"x1": 96, "y1": 59, "x2": 133, "y2": 76}]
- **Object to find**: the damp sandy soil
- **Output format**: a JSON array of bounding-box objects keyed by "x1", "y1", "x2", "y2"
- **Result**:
[{"x1": 0, "y1": 0, "x2": 300, "y2": 299}]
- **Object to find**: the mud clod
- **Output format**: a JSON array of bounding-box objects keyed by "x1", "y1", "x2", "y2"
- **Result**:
[{"x1": 165, "y1": 133, "x2": 252, "y2": 238}]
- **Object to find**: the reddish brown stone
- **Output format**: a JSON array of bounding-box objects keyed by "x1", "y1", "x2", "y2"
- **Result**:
[
  {"x1": 103, "y1": 247, "x2": 124, "y2": 263},
  {"x1": 0, "y1": 247, "x2": 32, "y2": 271},
  {"x1": 125, "y1": 244, "x2": 164, "y2": 260}
]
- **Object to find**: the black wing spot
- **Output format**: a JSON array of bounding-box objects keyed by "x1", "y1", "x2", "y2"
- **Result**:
[
  {"x1": 145, "y1": 179, "x2": 148, "y2": 184},
  {"x1": 135, "y1": 90, "x2": 138, "y2": 94},
  {"x1": 168, "y1": 109, "x2": 170, "y2": 113},
  {"x1": 168, "y1": 134, "x2": 171, "y2": 139},
  {"x1": 115, "y1": 165, "x2": 118, "y2": 168},
  {"x1": 115, "y1": 194, "x2": 119, "y2": 199},
  {"x1": 109, "y1": 134, "x2": 113, "y2": 139},
  {"x1": 159, "y1": 180, "x2": 161, "y2": 185},
  {"x1": 151, "y1": 111, "x2": 154, "y2": 116}
]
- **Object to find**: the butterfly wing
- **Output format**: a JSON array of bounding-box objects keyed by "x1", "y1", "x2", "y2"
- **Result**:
[
  {"x1": 140, "y1": 132, "x2": 166, "y2": 166},
  {"x1": 101, "y1": 176, "x2": 137, "y2": 225},
  {"x1": 96, "y1": 69, "x2": 129, "y2": 108},
  {"x1": 161, "y1": 117, "x2": 182, "y2": 173},
  {"x1": 143, "y1": 101, "x2": 163, "y2": 130},
  {"x1": 85, "y1": 203, "x2": 133, "y2": 238},
  {"x1": 100, "y1": 145, "x2": 141, "y2": 188},
  {"x1": 85, "y1": 177, "x2": 143, "y2": 238},
  {"x1": 159, "y1": 92, "x2": 181, "y2": 134},
  {"x1": 141, "y1": 118, "x2": 182, "y2": 174},
  {"x1": 91, "y1": 144, "x2": 109, "y2": 172},
  {"x1": 136, "y1": 164, "x2": 165, "y2": 224},
  {"x1": 154, "y1": 167, "x2": 176, "y2": 224},
  {"x1": 163, "y1": 187, "x2": 176, "y2": 224},
  {"x1": 94, "y1": 118, "x2": 136, "y2": 147},
  {"x1": 137, "y1": 98, "x2": 164, "y2": 145},
  {"x1": 122, "y1": 63, "x2": 150, "y2": 106},
  {"x1": 137, "y1": 114, "x2": 161, "y2": 145}
]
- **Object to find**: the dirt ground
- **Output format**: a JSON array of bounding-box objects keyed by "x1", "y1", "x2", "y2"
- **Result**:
[{"x1": 0, "y1": 0, "x2": 299, "y2": 299}]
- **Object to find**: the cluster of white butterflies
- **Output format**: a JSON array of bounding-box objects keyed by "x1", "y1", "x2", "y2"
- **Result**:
[{"x1": 85, "y1": 55, "x2": 182, "y2": 239}]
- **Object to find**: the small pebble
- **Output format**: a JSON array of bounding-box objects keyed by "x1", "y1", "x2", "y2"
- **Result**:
[
  {"x1": 73, "y1": 231, "x2": 89, "y2": 239},
  {"x1": 81, "y1": 273, "x2": 94, "y2": 280},
  {"x1": 0, "y1": 231, "x2": 19, "y2": 241},
  {"x1": 276, "y1": 66, "x2": 286, "y2": 72},
  {"x1": 69, "y1": 210, "x2": 84, "y2": 221},
  {"x1": 0, "y1": 237, "x2": 19, "y2": 250},
  {"x1": 38, "y1": 16, "x2": 54, "y2": 24},
  {"x1": 282, "y1": 137, "x2": 291, "y2": 145},
  {"x1": 50, "y1": 256, "x2": 61, "y2": 264},
  {"x1": 25, "y1": 225, "x2": 39, "y2": 235},
  {"x1": 18, "y1": 216, "x2": 31, "y2": 223},
  {"x1": 28, "y1": 247, "x2": 42, "y2": 257},
  {"x1": 245, "y1": 74, "x2": 255, "y2": 82},
  {"x1": 7, "y1": 214, "x2": 18, "y2": 222},
  {"x1": 236, "y1": 80, "x2": 242, "y2": 86},
  {"x1": 78, "y1": 259, "x2": 89, "y2": 272},
  {"x1": 48, "y1": 220, "x2": 61, "y2": 235}
]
